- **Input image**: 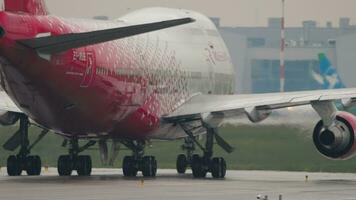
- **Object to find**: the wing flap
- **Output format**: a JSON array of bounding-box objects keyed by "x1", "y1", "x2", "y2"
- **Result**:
[
  {"x1": 17, "y1": 18, "x2": 195, "y2": 54},
  {"x1": 164, "y1": 88, "x2": 356, "y2": 121}
]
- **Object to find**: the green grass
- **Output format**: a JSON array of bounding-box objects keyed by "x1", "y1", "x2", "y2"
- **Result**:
[{"x1": 1, "y1": 124, "x2": 356, "y2": 173}]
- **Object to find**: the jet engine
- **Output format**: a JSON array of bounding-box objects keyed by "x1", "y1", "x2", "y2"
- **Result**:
[
  {"x1": 0, "y1": 111, "x2": 20, "y2": 126},
  {"x1": 245, "y1": 107, "x2": 271, "y2": 123},
  {"x1": 313, "y1": 111, "x2": 356, "y2": 160}
]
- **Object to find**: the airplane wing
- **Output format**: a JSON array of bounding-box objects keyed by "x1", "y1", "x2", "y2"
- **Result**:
[
  {"x1": 17, "y1": 18, "x2": 195, "y2": 54},
  {"x1": 163, "y1": 88, "x2": 356, "y2": 122},
  {"x1": 0, "y1": 91, "x2": 22, "y2": 113}
]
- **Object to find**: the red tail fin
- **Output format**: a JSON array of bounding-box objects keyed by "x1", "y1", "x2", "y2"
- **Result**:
[{"x1": 4, "y1": 0, "x2": 48, "y2": 15}]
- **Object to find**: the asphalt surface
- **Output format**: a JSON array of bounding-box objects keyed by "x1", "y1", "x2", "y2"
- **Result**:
[{"x1": 0, "y1": 168, "x2": 355, "y2": 200}]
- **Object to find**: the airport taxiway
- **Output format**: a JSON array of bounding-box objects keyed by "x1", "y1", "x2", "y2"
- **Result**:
[{"x1": 0, "y1": 168, "x2": 355, "y2": 200}]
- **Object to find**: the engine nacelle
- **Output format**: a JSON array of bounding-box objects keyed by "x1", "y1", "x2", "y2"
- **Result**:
[
  {"x1": 313, "y1": 111, "x2": 356, "y2": 160},
  {"x1": 245, "y1": 107, "x2": 271, "y2": 123},
  {"x1": 0, "y1": 111, "x2": 20, "y2": 126}
]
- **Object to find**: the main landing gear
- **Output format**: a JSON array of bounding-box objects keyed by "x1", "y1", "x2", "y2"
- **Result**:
[
  {"x1": 121, "y1": 140, "x2": 157, "y2": 177},
  {"x1": 176, "y1": 137, "x2": 195, "y2": 174},
  {"x1": 177, "y1": 124, "x2": 234, "y2": 179},
  {"x1": 5, "y1": 115, "x2": 48, "y2": 176},
  {"x1": 57, "y1": 138, "x2": 96, "y2": 176}
]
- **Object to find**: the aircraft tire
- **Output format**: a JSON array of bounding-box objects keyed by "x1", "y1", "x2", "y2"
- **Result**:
[
  {"x1": 58, "y1": 155, "x2": 73, "y2": 176},
  {"x1": 26, "y1": 155, "x2": 42, "y2": 176},
  {"x1": 7, "y1": 155, "x2": 22, "y2": 176},
  {"x1": 191, "y1": 155, "x2": 207, "y2": 178},
  {"x1": 142, "y1": 156, "x2": 157, "y2": 177},
  {"x1": 77, "y1": 155, "x2": 92, "y2": 176},
  {"x1": 176, "y1": 154, "x2": 188, "y2": 174},
  {"x1": 211, "y1": 157, "x2": 226, "y2": 179},
  {"x1": 123, "y1": 156, "x2": 138, "y2": 177}
]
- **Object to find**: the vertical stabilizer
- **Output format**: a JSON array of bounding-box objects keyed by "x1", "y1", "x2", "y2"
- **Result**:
[
  {"x1": 318, "y1": 53, "x2": 332, "y2": 74},
  {"x1": 4, "y1": 0, "x2": 48, "y2": 15},
  {"x1": 316, "y1": 53, "x2": 345, "y2": 89}
]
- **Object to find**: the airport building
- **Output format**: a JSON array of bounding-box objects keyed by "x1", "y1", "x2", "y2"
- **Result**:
[{"x1": 213, "y1": 18, "x2": 356, "y2": 94}]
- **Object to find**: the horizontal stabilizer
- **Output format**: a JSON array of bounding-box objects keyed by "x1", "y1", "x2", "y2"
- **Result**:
[{"x1": 17, "y1": 18, "x2": 195, "y2": 54}]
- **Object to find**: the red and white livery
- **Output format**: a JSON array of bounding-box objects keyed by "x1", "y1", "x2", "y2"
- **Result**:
[{"x1": 0, "y1": 0, "x2": 356, "y2": 179}]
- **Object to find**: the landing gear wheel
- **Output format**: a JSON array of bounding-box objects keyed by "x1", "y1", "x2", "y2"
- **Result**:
[
  {"x1": 176, "y1": 154, "x2": 188, "y2": 174},
  {"x1": 211, "y1": 157, "x2": 226, "y2": 179},
  {"x1": 77, "y1": 155, "x2": 92, "y2": 176},
  {"x1": 123, "y1": 156, "x2": 138, "y2": 177},
  {"x1": 7, "y1": 156, "x2": 22, "y2": 176},
  {"x1": 191, "y1": 155, "x2": 207, "y2": 178},
  {"x1": 142, "y1": 156, "x2": 157, "y2": 177},
  {"x1": 58, "y1": 155, "x2": 73, "y2": 176},
  {"x1": 26, "y1": 156, "x2": 42, "y2": 176}
]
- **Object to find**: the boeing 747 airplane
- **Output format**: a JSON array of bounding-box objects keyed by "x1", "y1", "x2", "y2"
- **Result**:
[{"x1": 1, "y1": 0, "x2": 356, "y2": 179}]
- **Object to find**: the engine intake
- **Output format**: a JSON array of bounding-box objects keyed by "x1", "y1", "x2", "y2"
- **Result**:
[{"x1": 313, "y1": 111, "x2": 356, "y2": 160}]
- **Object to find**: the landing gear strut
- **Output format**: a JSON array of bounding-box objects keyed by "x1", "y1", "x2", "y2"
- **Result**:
[
  {"x1": 57, "y1": 138, "x2": 95, "y2": 176},
  {"x1": 6, "y1": 115, "x2": 43, "y2": 176},
  {"x1": 121, "y1": 140, "x2": 157, "y2": 177},
  {"x1": 178, "y1": 123, "x2": 233, "y2": 179}
]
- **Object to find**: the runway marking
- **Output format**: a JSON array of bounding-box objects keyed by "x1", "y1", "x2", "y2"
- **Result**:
[{"x1": 0, "y1": 169, "x2": 356, "y2": 200}]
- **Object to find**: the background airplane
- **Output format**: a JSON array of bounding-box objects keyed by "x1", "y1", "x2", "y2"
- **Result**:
[
  {"x1": 1, "y1": 0, "x2": 356, "y2": 180},
  {"x1": 312, "y1": 53, "x2": 345, "y2": 89},
  {"x1": 239, "y1": 53, "x2": 348, "y2": 126}
]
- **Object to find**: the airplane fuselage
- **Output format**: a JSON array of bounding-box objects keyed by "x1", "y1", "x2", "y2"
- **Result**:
[{"x1": 0, "y1": 8, "x2": 234, "y2": 139}]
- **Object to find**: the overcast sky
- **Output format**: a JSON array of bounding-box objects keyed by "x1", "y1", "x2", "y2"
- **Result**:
[{"x1": 45, "y1": 0, "x2": 355, "y2": 27}]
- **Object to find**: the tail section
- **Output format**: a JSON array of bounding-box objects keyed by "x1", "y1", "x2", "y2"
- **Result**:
[
  {"x1": 4, "y1": 0, "x2": 48, "y2": 15},
  {"x1": 313, "y1": 53, "x2": 346, "y2": 89},
  {"x1": 318, "y1": 53, "x2": 332, "y2": 75}
]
